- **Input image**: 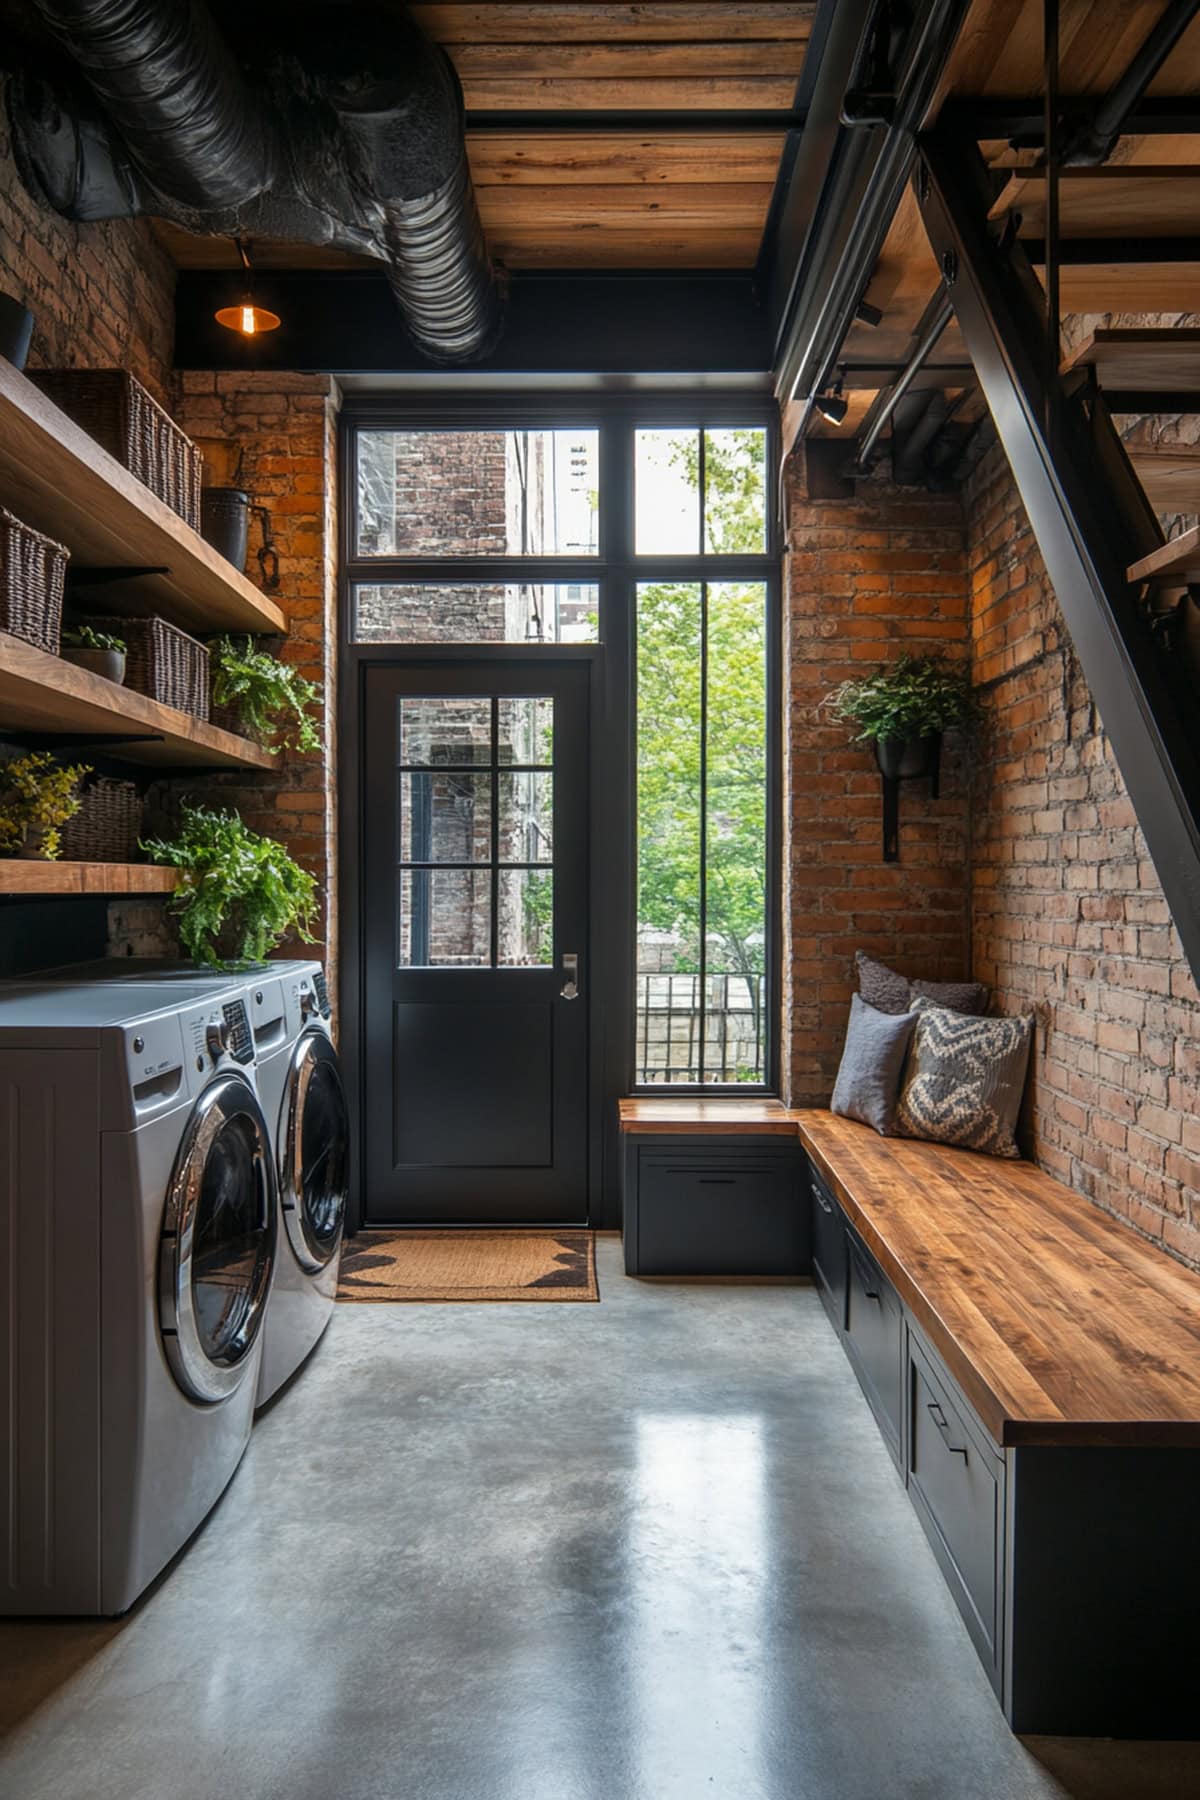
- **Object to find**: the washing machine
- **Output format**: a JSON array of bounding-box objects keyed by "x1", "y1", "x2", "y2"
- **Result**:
[
  {"x1": 24, "y1": 958, "x2": 350, "y2": 1404},
  {"x1": 0, "y1": 981, "x2": 276, "y2": 1615}
]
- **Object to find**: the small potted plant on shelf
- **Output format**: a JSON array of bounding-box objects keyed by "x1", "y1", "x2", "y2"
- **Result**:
[
  {"x1": 209, "y1": 635, "x2": 321, "y2": 752},
  {"x1": 61, "y1": 623, "x2": 127, "y2": 684},
  {"x1": 143, "y1": 802, "x2": 319, "y2": 966},
  {"x1": 825, "y1": 653, "x2": 976, "y2": 779},
  {"x1": 0, "y1": 751, "x2": 91, "y2": 859}
]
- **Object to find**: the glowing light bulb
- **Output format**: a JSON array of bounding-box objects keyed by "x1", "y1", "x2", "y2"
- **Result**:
[{"x1": 241, "y1": 304, "x2": 256, "y2": 335}]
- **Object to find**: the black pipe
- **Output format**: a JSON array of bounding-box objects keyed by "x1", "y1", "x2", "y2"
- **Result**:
[
  {"x1": 850, "y1": 289, "x2": 954, "y2": 474},
  {"x1": 1061, "y1": 0, "x2": 1200, "y2": 166}
]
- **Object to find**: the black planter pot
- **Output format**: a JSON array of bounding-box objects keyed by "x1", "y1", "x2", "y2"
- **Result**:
[
  {"x1": 874, "y1": 733, "x2": 940, "y2": 781},
  {"x1": 0, "y1": 293, "x2": 35, "y2": 371},
  {"x1": 201, "y1": 487, "x2": 251, "y2": 570}
]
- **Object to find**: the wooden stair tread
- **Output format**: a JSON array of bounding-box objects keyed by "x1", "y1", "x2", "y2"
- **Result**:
[
  {"x1": 1127, "y1": 524, "x2": 1200, "y2": 585},
  {"x1": 0, "y1": 357, "x2": 285, "y2": 637},
  {"x1": 0, "y1": 630, "x2": 275, "y2": 771},
  {"x1": 991, "y1": 166, "x2": 1200, "y2": 240},
  {"x1": 794, "y1": 1110, "x2": 1200, "y2": 1449},
  {"x1": 1035, "y1": 259, "x2": 1200, "y2": 317},
  {"x1": 1128, "y1": 444, "x2": 1200, "y2": 512},
  {"x1": 0, "y1": 861, "x2": 179, "y2": 895},
  {"x1": 1060, "y1": 328, "x2": 1200, "y2": 391}
]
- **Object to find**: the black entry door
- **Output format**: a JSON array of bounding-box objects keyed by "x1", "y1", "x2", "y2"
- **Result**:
[{"x1": 362, "y1": 661, "x2": 589, "y2": 1223}]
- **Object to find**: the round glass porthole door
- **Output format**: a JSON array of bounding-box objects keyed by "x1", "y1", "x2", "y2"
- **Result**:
[
  {"x1": 159, "y1": 1073, "x2": 277, "y2": 1403},
  {"x1": 280, "y1": 1031, "x2": 349, "y2": 1273}
]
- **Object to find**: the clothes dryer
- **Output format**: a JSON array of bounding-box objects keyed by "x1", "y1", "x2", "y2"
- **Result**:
[{"x1": 0, "y1": 981, "x2": 276, "y2": 1614}]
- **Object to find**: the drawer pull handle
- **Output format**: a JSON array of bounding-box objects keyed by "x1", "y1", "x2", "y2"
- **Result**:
[
  {"x1": 698, "y1": 1177, "x2": 735, "y2": 1185},
  {"x1": 863, "y1": 1285, "x2": 881, "y2": 1302},
  {"x1": 815, "y1": 1190, "x2": 834, "y2": 1214},
  {"x1": 927, "y1": 1400, "x2": 969, "y2": 1461}
]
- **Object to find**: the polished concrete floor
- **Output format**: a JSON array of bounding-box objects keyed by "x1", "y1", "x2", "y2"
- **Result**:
[{"x1": 2, "y1": 1237, "x2": 1198, "y2": 1800}]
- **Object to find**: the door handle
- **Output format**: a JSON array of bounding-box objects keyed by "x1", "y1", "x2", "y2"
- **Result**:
[
  {"x1": 560, "y1": 952, "x2": 580, "y2": 1000},
  {"x1": 927, "y1": 1400, "x2": 969, "y2": 1461}
]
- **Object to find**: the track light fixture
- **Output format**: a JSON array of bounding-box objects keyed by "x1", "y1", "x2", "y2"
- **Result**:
[
  {"x1": 214, "y1": 238, "x2": 281, "y2": 337},
  {"x1": 815, "y1": 372, "x2": 849, "y2": 427}
]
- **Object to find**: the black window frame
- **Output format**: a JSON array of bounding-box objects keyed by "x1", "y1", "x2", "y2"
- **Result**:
[{"x1": 338, "y1": 391, "x2": 781, "y2": 1229}]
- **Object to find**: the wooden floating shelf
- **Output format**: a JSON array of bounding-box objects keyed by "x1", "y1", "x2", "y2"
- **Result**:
[
  {"x1": 1061, "y1": 328, "x2": 1200, "y2": 393},
  {"x1": 0, "y1": 860, "x2": 179, "y2": 895},
  {"x1": 0, "y1": 630, "x2": 276, "y2": 771},
  {"x1": 0, "y1": 357, "x2": 285, "y2": 637},
  {"x1": 1127, "y1": 524, "x2": 1200, "y2": 587}
]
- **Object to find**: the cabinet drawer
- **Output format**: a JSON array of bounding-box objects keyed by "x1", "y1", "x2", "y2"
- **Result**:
[
  {"x1": 633, "y1": 1147, "x2": 807, "y2": 1276},
  {"x1": 908, "y1": 1343, "x2": 1004, "y2": 1684},
  {"x1": 809, "y1": 1165, "x2": 847, "y2": 1329},
  {"x1": 844, "y1": 1233, "x2": 903, "y2": 1460}
]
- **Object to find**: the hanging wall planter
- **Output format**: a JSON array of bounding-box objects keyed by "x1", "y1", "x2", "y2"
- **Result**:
[{"x1": 826, "y1": 656, "x2": 974, "y2": 862}]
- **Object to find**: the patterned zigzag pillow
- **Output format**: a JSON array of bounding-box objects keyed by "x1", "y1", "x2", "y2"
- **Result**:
[{"x1": 895, "y1": 1001, "x2": 1033, "y2": 1159}]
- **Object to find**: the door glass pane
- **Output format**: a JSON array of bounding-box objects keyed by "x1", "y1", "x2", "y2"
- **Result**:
[
  {"x1": 499, "y1": 771, "x2": 553, "y2": 864},
  {"x1": 704, "y1": 428, "x2": 767, "y2": 554},
  {"x1": 400, "y1": 868, "x2": 492, "y2": 967},
  {"x1": 705, "y1": 582, "x2": 767, "y2": 1082},
  {"x1": 354, "y1": 582, "x2": 599, "y2": 645},
  {"x1": 636, "y1": 581, "x2": 702, "y2": 1079},
  {"x1": 356, "y1": 429, "x2": 599, "y2": 557},
  {"x1": 635, "y1": 428, "x2": 699, "y2": 554},
  {"x1": 499, "y1": 869, "x2": 554, "y2": 967},
  {"x1": 398, "y1": 697, "x2": 492, "y2": 766},
  {"x1": 498, "y1": 697, "x2": 553, "y2": 765},
  {"x1": 400, "y1": 772, "x2": 491, "y2": 863},
  {"x1": 192, "y1": 1115, "x2": 266, "y2": 1363}
]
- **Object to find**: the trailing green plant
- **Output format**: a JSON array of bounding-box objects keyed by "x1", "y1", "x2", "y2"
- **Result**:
[
  {"x1": 0, "y1": 751, "x2": 90, "y2": 859},
  {"x1": 211, "y1": 636, "x2": 322, "y2": 753},
  {"x1": 825, "y1": 654, "x2": 977, "y2": 744},
  {"x1": 143, "y1": 803, "x2": 319, "y2": 965},
  {"x1": 62, "y1": 624, "x2": 126, "y2": 653}
]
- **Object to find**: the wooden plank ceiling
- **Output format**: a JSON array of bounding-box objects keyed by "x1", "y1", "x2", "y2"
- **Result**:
[{"x1": 159, "y1": 3, "x2": 814, "y2": 273}]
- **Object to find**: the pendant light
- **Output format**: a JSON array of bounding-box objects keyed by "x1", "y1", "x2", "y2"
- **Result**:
[{"x1": 214, "y1": 238, "x2": 281, "y2": 337}]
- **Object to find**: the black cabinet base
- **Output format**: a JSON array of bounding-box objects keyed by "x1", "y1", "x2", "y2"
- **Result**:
[{"x1": 622, "y1": 1135, "x2": 808, "y2": 1276}]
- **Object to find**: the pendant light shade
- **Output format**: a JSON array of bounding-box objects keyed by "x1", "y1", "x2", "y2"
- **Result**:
[{"x1": 214, "y1": 240, "x2": 281, "y2": 337}]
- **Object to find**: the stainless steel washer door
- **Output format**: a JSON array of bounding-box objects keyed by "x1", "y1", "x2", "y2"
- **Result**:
[
  {"x1": 280, "y1": 1030, "x2": 349, "y2": 1274},
  {"x1": 159, "y1": 1073, "x2": 277, "y2": 1403}
]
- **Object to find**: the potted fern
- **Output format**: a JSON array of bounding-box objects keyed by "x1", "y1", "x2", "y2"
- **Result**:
[
  {"x1": 210, "y1": 636, "x2": 321, "y2": 752},
  {"x1": 826, "y1": 654, "x2": 976, "y2": 779},
  {"x1": 143, "y1": 803, "x2": 319, "y2": 966}
]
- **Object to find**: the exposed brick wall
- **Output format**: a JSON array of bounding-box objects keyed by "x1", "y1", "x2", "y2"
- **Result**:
[
  {"x1": 782, "y1": 448, "x2": 972, "y2": 1105},
  {"x1": 964, "y1": 441, "x2": 1200, "y2": 1268},
  {"x1": 0, "y1": 122, "x2": 175, "y2": 406}
]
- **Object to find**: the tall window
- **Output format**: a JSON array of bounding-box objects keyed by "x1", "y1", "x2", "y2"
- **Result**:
[
  {"x1": 344, "y1": 406, "x2": 777, "y2": 1090},
  {"x1": 633, "y1": 428, "x2": 771, "y2": 1087}
]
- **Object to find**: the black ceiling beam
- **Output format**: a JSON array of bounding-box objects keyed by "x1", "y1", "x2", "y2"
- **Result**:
[
  {"x1": 916, "y1": 129, "x2": 1200, "y2": 993},
  {"x1": 938, "y1": 95, "x2": 1200, "y2": 140},
  {"x1": 174, "y1": 270, "x2": 772, "y2": 376},
  {"x1": 1103, "y1": 391, "x2": 1200, "y2": 415},
  {"x1": 837, "y1": 362, "x2": 977, "y2": 389},
  {"x1": 1023, "y1": 238, "x2": 1200, "y2": 265},
  {"x1": 463, "y1": 110, "x2": 807, "y2": 134}
]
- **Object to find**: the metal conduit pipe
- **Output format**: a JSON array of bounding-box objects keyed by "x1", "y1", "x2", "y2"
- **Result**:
[
  {"x1": 30, "y1": 0, "x2": 274, "y2": 209},
  {"x1": 1062, "y1": 0, "x2": 1200, "y2": 166},
  {"x1": 850, "y1": 288, "x2": 954, "y2": 476}
]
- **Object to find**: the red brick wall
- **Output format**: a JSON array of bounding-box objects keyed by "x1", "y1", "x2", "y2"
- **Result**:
[
  {"x1": 782, "y1": 447, "x2": 972, "y2": 1104},
  {"x1": 964, "y1": 441, "x2": 1200, "y2": 1267}
]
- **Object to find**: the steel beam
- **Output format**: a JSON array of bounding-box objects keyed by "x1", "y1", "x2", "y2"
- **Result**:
[{"x1": 916, "y1": 131, "x2": 1200, "y2": 989}]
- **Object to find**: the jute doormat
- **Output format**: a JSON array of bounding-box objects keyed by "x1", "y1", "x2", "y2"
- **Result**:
[{"x1": 336, "y1": 1230, "x2": 598, "y2": 1303}]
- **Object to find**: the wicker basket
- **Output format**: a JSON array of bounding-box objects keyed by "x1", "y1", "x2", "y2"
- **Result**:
[
  {"x1": 0, "y1": 506, "x2": 67, "y2": 653},
  {"x1": 31, "y1": 369, "x2": 203, "y2": 530},
  {"x1": 89, "y1": 614, "x2": 210, "y2": 719},
  {"x1": 59, "y1": 777, "x2": 143, "y2": 863}
]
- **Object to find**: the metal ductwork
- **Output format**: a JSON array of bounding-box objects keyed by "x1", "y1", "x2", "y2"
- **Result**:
[{"x1": 7, "y1": 0, "x2": 502, "y2": 363}]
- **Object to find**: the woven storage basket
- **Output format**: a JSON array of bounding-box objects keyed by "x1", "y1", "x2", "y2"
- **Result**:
[
  {"x1": 0, "y1": 506, "x2": 67, "y2": 653},
  {"x1": 31, "y1": 370, "x2": 203, "y2": 530},
  {"x1": 59, "y1": 777, "x2": 143, "y2": 863},
  {"x1": 90, "y1": 615, "x2": 210, "y2": 719}
]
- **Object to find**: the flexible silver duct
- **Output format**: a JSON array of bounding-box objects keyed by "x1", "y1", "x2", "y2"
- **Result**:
[{"x1": 8, "y1": 0, "x2": 502, "y2": 362}]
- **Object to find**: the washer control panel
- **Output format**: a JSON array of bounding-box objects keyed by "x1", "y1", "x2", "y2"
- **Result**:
[{"x1": 222, "y1": 998, "x2": 254, "y2": 1063}]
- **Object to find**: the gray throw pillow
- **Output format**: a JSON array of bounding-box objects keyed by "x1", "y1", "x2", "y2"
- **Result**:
[
  {"x1": 896, "y1": 1002, "x2": 1033, "y2": 1159},
  {"x1": 831, "y1": 994, "x2": 918, "y2": 1136},
  {"x1": 855, "y1": 950, "x2": 912, "y2": 1016},
  {"x1": 911, "y1": 974, "x2": 989, "y2": 1016}
]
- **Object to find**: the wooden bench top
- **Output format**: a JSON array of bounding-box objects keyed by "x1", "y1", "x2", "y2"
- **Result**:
[
  {"x1": 795, "y1": 1110, "x2": 1200, "y2": 1451},
  {"x1": 618, "y1": 1097, "x2": 796, "y2": 1135}
]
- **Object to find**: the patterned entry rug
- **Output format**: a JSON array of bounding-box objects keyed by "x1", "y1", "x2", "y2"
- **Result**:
[{"x1": 337, "y1": 1230, "x2": 598, "y2": 1303}]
